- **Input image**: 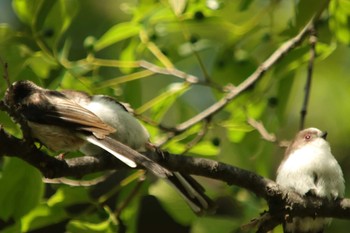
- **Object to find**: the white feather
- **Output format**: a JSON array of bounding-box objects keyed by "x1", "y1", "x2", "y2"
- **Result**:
[
  {"x1": 84, "y1": 95, "x2": 149, "y2": 151},
  {"x1": 276, "y1": 128, "x2": 345, "y2": 232},
  {"x1": 276, "y1": 138, "x2": 344, "y2": 197},
  {"x1": 85, "y1": 136, "x2": 137, "y2": 168}
]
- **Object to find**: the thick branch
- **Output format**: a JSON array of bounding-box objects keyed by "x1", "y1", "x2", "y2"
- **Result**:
[
  {"x1": 1, "y1": 126, "x2": 350, "y2": 225},
  {"x1": 0, "y1": 126, "x2": 129, "y2": 178}
]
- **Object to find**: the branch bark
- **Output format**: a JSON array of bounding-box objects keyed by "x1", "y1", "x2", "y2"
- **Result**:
[{"x1": 0, "y1": 125, "x2": 349, "y2": 232}]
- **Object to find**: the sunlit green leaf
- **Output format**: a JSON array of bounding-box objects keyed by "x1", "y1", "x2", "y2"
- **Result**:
[
  {"x1": 329, "y1": 0, "x2": 350, "y2": 44},
  {"x1": 67, "y1": 217, "x2": 116, "y2": 233},
  {"x1": 94, "y1": 22, "x2": 141, "y2": 51},
  {"x1": 119, "y1": 38, "x2": 139, "y2": 74},
  {"x1": 224, "y1": 123, "x2": 254, "y2": 143},
  {"x1": 12, "y1": 0, "x2": 43, "y2": 25},
  {"x1": 169, "y1": 0, "x2": 187, "y2": 16},
  {"x1": 316, "y1": 42, "x2": 337, "y2": 60},
  {"x1": 162, "y1": 124, "x2": 203, "y2": 153},
  {"x1": 26, "y1": 51, "x2": 58, "y2": 78},
  {"x1": 0, "y1": 158, "x2": 43, "y2": 221},
  {"x1": 192, "y1": 217, "x2": 239, "y2": 233},
  {"x1": 188, "y1": 141, "x2": 219, "y2": 156},
  {"x1": 164, "y1": 141, "x2": 186, "y2": 154},
  {"x1": 149, "y1": 180, "x2": 196, "y2": 225},
  {"x1": 47, "y1": 186, "x2": 90, "y2": 207},
  {"x1": 21, "y1": 204, "x2": 67, "y2": 232}
]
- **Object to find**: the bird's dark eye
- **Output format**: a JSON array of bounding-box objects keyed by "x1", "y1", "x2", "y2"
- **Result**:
[{"x1": 304, "y1": 134, "x2": 311, "y2": 140}]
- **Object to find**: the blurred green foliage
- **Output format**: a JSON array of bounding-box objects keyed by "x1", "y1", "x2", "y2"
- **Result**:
[{"x1": 1, "y1": 0, "x2": 350, "y2": 232}]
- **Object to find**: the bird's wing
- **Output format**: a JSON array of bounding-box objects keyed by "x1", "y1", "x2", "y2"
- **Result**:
[{"x1": 22, "y1": 91, "x2": 116, "y2": 138}]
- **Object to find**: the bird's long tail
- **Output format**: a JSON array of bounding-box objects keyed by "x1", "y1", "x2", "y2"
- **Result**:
[
  {"x1": 165, "y1": 172, "x2": 215, "y2": 214},
  {"x1": 84, "y1": 135, "x2": 214, "y2": 214},
  {"x1": 84, "y1": 135, "x2": 171, "y2": 178}
]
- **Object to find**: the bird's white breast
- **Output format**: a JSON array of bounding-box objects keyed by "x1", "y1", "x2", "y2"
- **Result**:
[{"x1": 276, "y1": 139, "x2": 344, "y2": 198}]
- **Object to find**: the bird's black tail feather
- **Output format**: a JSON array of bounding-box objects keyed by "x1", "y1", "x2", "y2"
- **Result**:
[
  {"x1": 166, "y1": 172, "x2": 215, "y2": 214},
  {"x1": 85, "y1": 135, "x2": 214, "y2": 214}
]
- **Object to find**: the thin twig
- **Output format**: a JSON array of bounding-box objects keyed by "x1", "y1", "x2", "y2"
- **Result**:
[
  {"x1": 246, "y1": 118, "x2": 290, "y2": 148},
  {"x1": 43, "y1": 171, "x2": 115, "y2": 186},
  {"x1": 180, "y1": 119, "x2": 211, "y2": 155},
  {"x1": 241, "y1": 212, "x2": 274, "y2": 232},
  {"x1": 138, "y1": 60, "x2": 224, "y2": 91},
  {"x1": 177, "y1": 17, "x2": 212, "y2": 83},
  {"x1": 77, "y1": 58, "x2": 224, "y2": 91},
  {"x1": 300, "y1": 24, "x2": 317, "y2": 130},
  {"x1": 247, "y1": 118, "x2": 276, "y2": 143},
  {"x1": 136, "y1": 114, "x2": 175, "y2": 131},
  {"x1": 0, "y1": 57, "x2": 10, "y2": 87},
  {"x1": 138, "y1": 60, "x2": 200, "y2": 84},
  {"x1": 174, "y1": 18, "x2": 315, "y2": 133}
]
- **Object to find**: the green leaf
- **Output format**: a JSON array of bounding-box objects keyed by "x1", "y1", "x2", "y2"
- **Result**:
[
  {"x1": 39, "y1": 0, "x2": 79, "y2": 48},
  {"x1": 192, "y1": 217, "x2": 240, "y2": 233},
  {"x1": 316, "y1": 42, "x2": 337, "y2": 60},
  {"x1": 26, "y1": 51, "x2": 58, "y2": 78},
  {"x1": 0, "y1": 158, "x2": 43, "y2": 221},
  {"x1": 94, "y1": 22, "x2": 141, "y2": 51},
  {"x1": 295, "y1": 0, "x2": 329, "y2": 28},
  {"x1": 164, "y1": 124, "x2": 203, "y2": 153},
  {"x1": 12, "y1": 0, "x2": 44, "y2": 25},
  {"x1": 21, "y1": 204, "x2": 67, "y2": 232},
  {"x1": 119, "y1": 38, "x2": 139, "y2": 74},
  {"x1": 224, "y1": 124, "x2": 254, "y2": 143},
  {"x1": 67, "y1": 217, "x2": 116, "y2": 233},
  {"x1": 20, "y1": 183, "x2": 91, "y2": 232},
  {"x1": 149, "y1": 180, "x2": 197, "y2": 225},
  {"x1": 137, "y1": 82, "x2": 191, "y2": 121},
  {"x1": 329, "y1": 0, "x2": 350, "y2": 44},
  {"x1": 221, "y1": 118, "x2": 253, "y2": 143},
  {"x1": 47, "y1": 186, "x2": 91, "y2": 207},
  {"x1": 169, "y1": 0, "x2": 187, "y2": 16},
  {"x1": 189, "y1": 141, "x2": 219, "y2": 156}
]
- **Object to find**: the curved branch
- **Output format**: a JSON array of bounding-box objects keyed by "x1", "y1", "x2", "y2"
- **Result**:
[{"x1": 1, "y1": 126, "x2": 349, "y2": 228}]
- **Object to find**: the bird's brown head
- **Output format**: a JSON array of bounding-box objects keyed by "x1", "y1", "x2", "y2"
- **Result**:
[
  {"x1": 5, "y1": 80, "x2": 42, "y2": 106},
  {"x1": 285, "y1": 127, "x2": 328, "y2": 155}
]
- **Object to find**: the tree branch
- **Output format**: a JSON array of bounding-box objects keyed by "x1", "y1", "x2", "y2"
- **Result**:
[
  {"x1": 174, "y1": 18, "x2": 315, "y2": 133},
  {"x1": 1, "y1": 125, "x2": 350, "y2": 231},
  {"x1": 300, "y1": 24, "x2": 317, "y2": 130}
]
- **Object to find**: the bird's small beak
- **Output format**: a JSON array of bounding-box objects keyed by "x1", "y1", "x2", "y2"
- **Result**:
[{"x1": 321, "y1": 131, "x2": 328, "y2": 139}]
